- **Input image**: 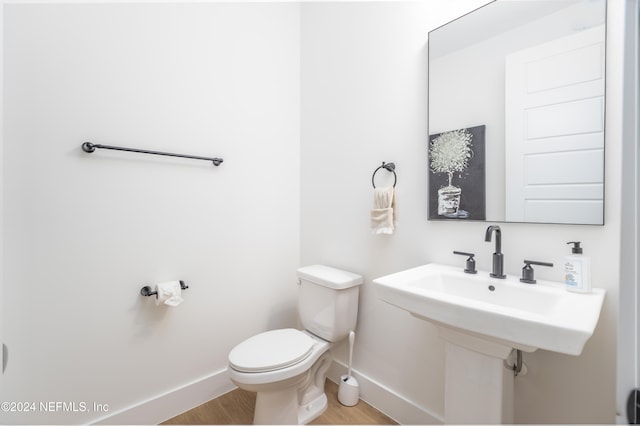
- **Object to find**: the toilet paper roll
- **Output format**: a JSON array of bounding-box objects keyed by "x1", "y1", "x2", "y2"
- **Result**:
[{"x1": 155, "y1": 281, "x2": 184, "y2": 307}]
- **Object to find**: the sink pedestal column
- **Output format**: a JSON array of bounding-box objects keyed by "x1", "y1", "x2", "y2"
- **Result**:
[{"x1": 440, "y1": 328, "x2": 515, "y2": 424}]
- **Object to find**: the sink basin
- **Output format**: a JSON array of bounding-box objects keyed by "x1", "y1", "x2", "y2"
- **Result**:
[{"x1": 373, "y1": 263, "x2": 605, "y2": 355}]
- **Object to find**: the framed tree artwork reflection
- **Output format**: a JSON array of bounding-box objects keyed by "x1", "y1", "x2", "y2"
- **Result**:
[{"x1": 428, "y1": 125, "x2": 486, "y2": 220}]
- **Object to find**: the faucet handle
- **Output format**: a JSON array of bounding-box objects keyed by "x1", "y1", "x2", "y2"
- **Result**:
[
  {"x1": 453, "y1": 251, "x2": 477, "y2": 274},
  {"x1": 520, "y1": 260, "x2": 554, "y2": 284}
]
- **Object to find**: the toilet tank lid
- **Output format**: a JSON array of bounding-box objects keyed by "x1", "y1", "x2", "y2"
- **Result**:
[{"x1": 296, "y1": 265, "x2": 363, "y2": 289}]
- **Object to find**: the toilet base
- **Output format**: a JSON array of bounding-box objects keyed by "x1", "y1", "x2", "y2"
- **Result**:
[
  {"x1": 254, "y1": 385, "x2": 300, "y2": 425},
  {"x1": 253, "y1": 384, "x2": 328, "y2": 425},
  {"x1": 298, "y1": 392, "x2": 328, "y2": 425},
  {"x1": 250, "y1": 351, "x2": 332, "y2": 424}
]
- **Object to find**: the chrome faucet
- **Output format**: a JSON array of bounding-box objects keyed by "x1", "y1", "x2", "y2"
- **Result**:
[{"x1": 485, "y1": 225, "x2": 506, "y2": 278}]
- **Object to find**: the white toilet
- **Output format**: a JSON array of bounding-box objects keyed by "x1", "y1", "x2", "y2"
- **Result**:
[{"x1": 227, "y1": 265, "x2": 362, "y2": 425}]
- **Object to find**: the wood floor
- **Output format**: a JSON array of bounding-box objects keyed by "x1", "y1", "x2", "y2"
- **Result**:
[{"x1": 162, "y1": 379, "x2": 397, "y2": 425}]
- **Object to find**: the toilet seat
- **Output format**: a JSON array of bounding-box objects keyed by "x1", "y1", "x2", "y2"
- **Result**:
[{"x1": 228, "y1": 328, "x2": 315, "y2": 373}]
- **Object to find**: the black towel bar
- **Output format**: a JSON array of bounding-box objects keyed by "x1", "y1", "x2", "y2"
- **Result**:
[{"x1": 82, "y1": 142, "x2": 223, "y2": 166}]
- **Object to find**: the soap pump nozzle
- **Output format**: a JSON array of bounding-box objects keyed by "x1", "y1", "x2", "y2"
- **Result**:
[{"x1": 567, "y1": 241, "x2": 583, "y2": 254}]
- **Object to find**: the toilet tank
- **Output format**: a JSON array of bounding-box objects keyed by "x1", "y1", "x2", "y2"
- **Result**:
[{"x1": 296, "y1": 265, "x2": 362, "y2": 342}]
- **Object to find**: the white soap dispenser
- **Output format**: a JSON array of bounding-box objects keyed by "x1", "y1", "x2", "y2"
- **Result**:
[{"x1": 564, "y1": 241, "x2": 591, "y2": 293}]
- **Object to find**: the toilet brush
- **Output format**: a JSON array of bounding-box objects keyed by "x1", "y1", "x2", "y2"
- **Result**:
[{"x1": 338, "y1": 331, "x2": 360, "y2": 406}]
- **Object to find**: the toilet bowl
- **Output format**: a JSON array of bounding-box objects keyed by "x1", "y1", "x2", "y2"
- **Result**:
[
  {"x1": 227, "y1": 265, "x2": 362, "y2": 425},
  {"x1": 228, "y1": 329, "x2": 332, "y2": 424}
]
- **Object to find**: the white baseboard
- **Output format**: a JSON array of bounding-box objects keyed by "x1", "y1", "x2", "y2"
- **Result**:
[
  {"x1": 91, "y1": 368, "x2": 236, "y2": 425},
  {"x1": 91, "y1": 360, "x2": 443, "y2": 425},
  {"x1": 327, "y1": 360, "x2": 444, "y2": 425}
]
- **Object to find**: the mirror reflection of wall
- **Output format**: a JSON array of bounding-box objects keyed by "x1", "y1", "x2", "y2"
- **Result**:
[{"x1": 428, "y1": 0, "x2": 606, "y2": 225}]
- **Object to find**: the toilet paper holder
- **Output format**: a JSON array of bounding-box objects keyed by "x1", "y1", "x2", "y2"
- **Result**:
[{"x1": 140, "y1": 281, "x2": 189, "y2": 297}]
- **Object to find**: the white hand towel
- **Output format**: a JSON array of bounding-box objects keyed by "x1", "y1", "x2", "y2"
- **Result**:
[{"x1": 370, "y1": 186, "x2": 397, "y2": 234}]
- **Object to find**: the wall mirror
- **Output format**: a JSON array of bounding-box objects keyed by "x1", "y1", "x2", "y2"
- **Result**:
[{"x1": 428, "y1": 0, "x2": 606, "y2": 225}]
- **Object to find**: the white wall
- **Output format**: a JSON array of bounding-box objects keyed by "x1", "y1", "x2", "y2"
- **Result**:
[
  {"x1": 301, "y1": 1, "x2": 622, "y2": 423},
  {"x1": 1, "y1": 3, "x2": 300, "y2": 424},
  {"x1": 616, "y1": 0, "x2": 639, "y2": 421}
]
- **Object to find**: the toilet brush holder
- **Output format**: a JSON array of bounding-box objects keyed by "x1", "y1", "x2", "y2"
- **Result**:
[{"x1": 338, "y1": 374, "x2": 360, "y2": 406}]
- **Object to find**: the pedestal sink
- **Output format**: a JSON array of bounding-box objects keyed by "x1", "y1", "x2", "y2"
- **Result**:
[{"x1": 373, "y1": 263, "x2": 605, "y2": 424}]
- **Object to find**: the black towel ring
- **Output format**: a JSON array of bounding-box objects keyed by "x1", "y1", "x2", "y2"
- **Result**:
[{"x1": 372, "y1": 162, "x2": 397, "y2": 188}]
